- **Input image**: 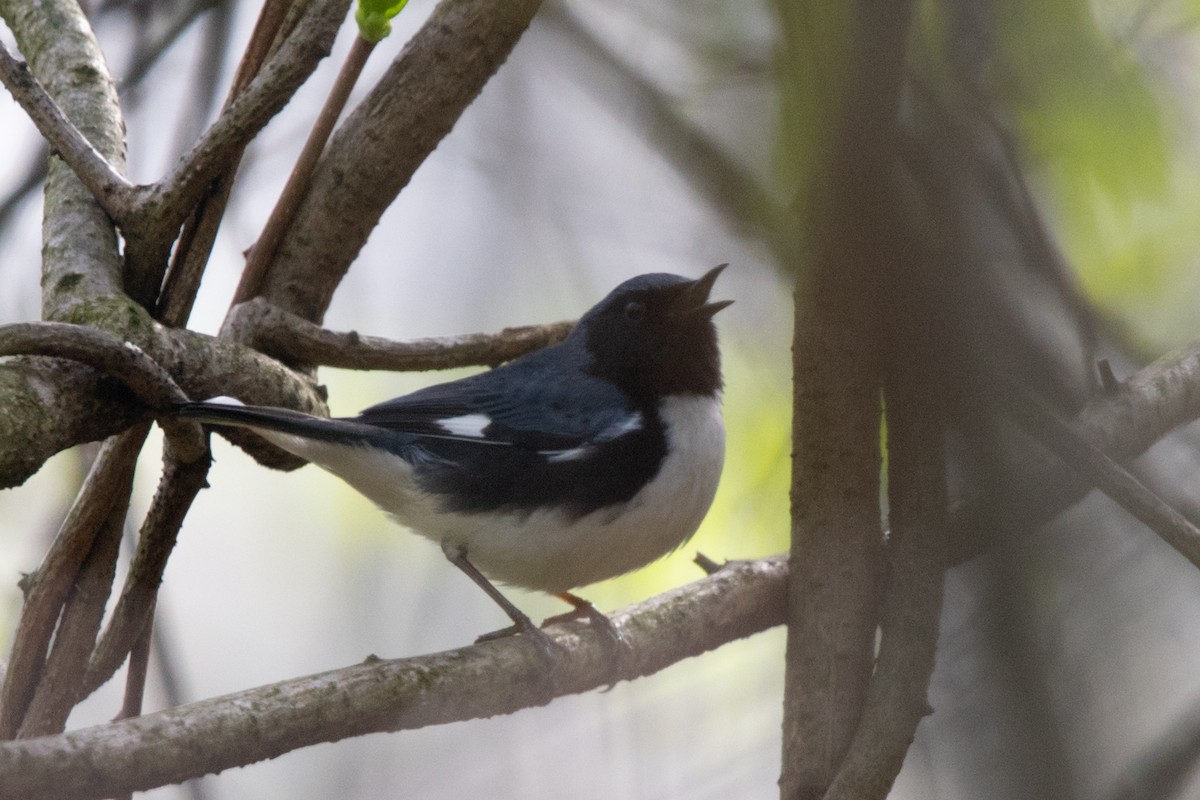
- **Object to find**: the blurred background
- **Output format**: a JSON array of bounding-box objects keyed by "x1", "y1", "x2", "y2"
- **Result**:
[{"x1": 3, "y1": 0, "x2": 1200, "y2": 797}]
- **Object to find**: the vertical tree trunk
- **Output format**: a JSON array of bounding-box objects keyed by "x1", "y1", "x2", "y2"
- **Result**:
[{"x1": 779, "y1": 2, "x2": 914, "y2": 797}]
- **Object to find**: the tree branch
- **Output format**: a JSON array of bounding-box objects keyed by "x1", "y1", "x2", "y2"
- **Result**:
[
  {"x1": 0, "y1": 42, "x2": 134, "y2": 223},
  {"x1": 0, "y1": 322, "x2": 205, "y2": 461},
  {"x1": 1, "y1": 0, "x2": 127, "y2": 323},
  {"x1": 81, "y1": 450, "x2": 213, "y2": 699},
  {"x1": 225, "y1": 297, "x2": 575, "y2": 370},
  {"x1": 0, "y1": 307, "x2": 327, "y2": 489},
  {"x1": 948, "y1": 340, "x2": 1200, "y2": 565},
  {"x1": 826, "y1": 347, "x2": 948, "y2": 799},
  {"x1": 0, "y1": 427, "x2": 146, "y2": 738},
  {"x1": 539, "y1": 5, "x2": 798, "y2": 264},
  {"x1": 1003, "y1": 384, "x2": 1200, "y2": 570},
  {"x1": 124, "y1": 0, "x2": 348, "y2": 313},
  {"x1": 16, "y1": 434, "x2": 140, "y2": 739},
  {"x1": 0, "y1": 555, "x2": 787, "y2": 800},
  {"x1": 122, "y1": 0, "x2": 350, "y2": 303},
  {"x1": 232, "y1": 32, "x2": 377, "y2": 304}
]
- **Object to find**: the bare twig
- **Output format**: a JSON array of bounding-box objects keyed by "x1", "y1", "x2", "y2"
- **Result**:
[
  {"x1": 233, "y1": 33, "x2": 377, "y2": 305},
  {"x1": 541, "y1": 6, "x2": 797, "y2": 263},
  {"x1": 945, "y1": 338, "x2": 1200, "y2": 565},
  {"x1": 0, "y1": 0, "x2": 221, "y2": 238},
  {"x1": 0, "y1": 555, "x2": 787, "y2": 800},
  {"x1": 139, "y1": 0, "x2": 349, "y2": 225},
  {"x1": 0, "y1": 426, "x2": 147, "y2": 738},
  {"x1": 226, "y1": 297, "x2": 574, "y2": 370},
  {"x1": 0, "y1": 42, "x2": 135, "y2": 222}
]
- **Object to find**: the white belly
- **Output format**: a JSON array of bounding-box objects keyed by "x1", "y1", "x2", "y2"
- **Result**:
[{"x1": 256, "y1": 394, "x2": 725, "y2": 594}]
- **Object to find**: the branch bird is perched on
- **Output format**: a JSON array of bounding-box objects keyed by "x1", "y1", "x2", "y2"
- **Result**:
[{"x1": 178, "y1": 265, "x2": 731, "y2": 653}]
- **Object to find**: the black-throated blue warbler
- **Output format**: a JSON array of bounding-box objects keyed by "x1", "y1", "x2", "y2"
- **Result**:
[{"x1": 178, "y1": 265, "x2": 730, "y2": 652}]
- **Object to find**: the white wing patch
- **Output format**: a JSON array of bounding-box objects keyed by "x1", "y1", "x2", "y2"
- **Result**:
[
  {"x1": 540, "y1": 411, "x2": 643, "y2": 463},
  {"x1": 204, "y1": 396, "x2": 245, "y2": 407},
  {"x1": 437, "y1": 413, "x2": 491, "y2": 438}
]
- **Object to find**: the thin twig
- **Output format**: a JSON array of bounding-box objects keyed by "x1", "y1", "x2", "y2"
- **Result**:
[
  {"x1": 123, "y1": 0, "x2": 350, "y2": 298},
  {"x1": 0, "y1": 42, "x2": 135, "y2": 223},
  {"x1": 0, "y1": 0, "x2": 220, "y2": 239},
  {"x1": 542, "y1": 5, "x2": 797, "y2": 263},
  {"x1": 226, "y1": 297, "x2": 575, "y2": 370},
  {"x1": 0, "y1": 555, "x2": 787, "y2": 800},
  {"x1": 233, "y1": 33, "x2": 377, "y2": 305}
]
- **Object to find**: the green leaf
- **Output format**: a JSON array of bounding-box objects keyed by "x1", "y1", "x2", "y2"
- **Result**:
[{"x1": 355, "y1": 0, "x2": 410, "y2": 42}]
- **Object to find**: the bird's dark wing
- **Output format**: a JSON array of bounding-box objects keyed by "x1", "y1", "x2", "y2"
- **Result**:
[{"x1": 352, "y1": 349, "x2": 636, "y2": 452}]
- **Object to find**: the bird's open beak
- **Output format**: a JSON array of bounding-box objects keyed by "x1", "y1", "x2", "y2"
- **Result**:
[{"x1": 679, "y1": 263, "x2": 733, "y2": 320}]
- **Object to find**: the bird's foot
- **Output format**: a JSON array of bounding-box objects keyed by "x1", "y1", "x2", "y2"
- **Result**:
[{"x1": 543, "y1": 593, "x2": 632, "y2": 688}]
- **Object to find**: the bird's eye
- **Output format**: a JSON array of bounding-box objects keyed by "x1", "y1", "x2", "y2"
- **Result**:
[{"x1": 624, "y1": 301, "x2": 646, "y2": 321}]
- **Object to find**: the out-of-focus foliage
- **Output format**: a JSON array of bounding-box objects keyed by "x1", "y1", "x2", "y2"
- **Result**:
[{"x1": 913, "y1": 0, "x2": 1200, "y2": 350}]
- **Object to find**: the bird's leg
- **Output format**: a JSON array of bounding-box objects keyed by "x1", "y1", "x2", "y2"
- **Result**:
[
  {"x1": 440, "y1": 542, "x2": 558, "y2": 659},
  {"x1": 544, "y1": 592, "x2": 629, "y2": 649}
]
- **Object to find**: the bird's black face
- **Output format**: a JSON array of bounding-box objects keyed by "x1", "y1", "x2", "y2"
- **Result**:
[{"x1": 580, "y1": 265, "x2": 730, "y2": 401}]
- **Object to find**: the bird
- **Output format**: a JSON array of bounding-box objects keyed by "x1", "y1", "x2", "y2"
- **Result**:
[{"x1": 176, "y1": 265, "x2": 730, "y2": 653}]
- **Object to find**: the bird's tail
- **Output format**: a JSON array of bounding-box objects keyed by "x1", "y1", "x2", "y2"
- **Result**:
[{"x1": 175, "y1": 399, "x2": 374, "y2": 445}]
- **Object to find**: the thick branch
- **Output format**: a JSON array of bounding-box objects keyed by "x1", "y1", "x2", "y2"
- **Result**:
[
  {"x1": 250, "y1": 0, "x2": 543, "y2": 324},
  {"x1": 0, "y1": 322, "x2": 205, "y2": 461},
  {"x1": 0, "y1": 556, "x2": 787, "y2": 800},
  {"x1": 226, "y1": 297, "x2": 575, "y2": 370},
  {"x1": 0, "y1": 0, "x2": 127, "y2": 322},
  {"x1": 0, "y1": 303, "x2": 326, "y2": 488}
]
